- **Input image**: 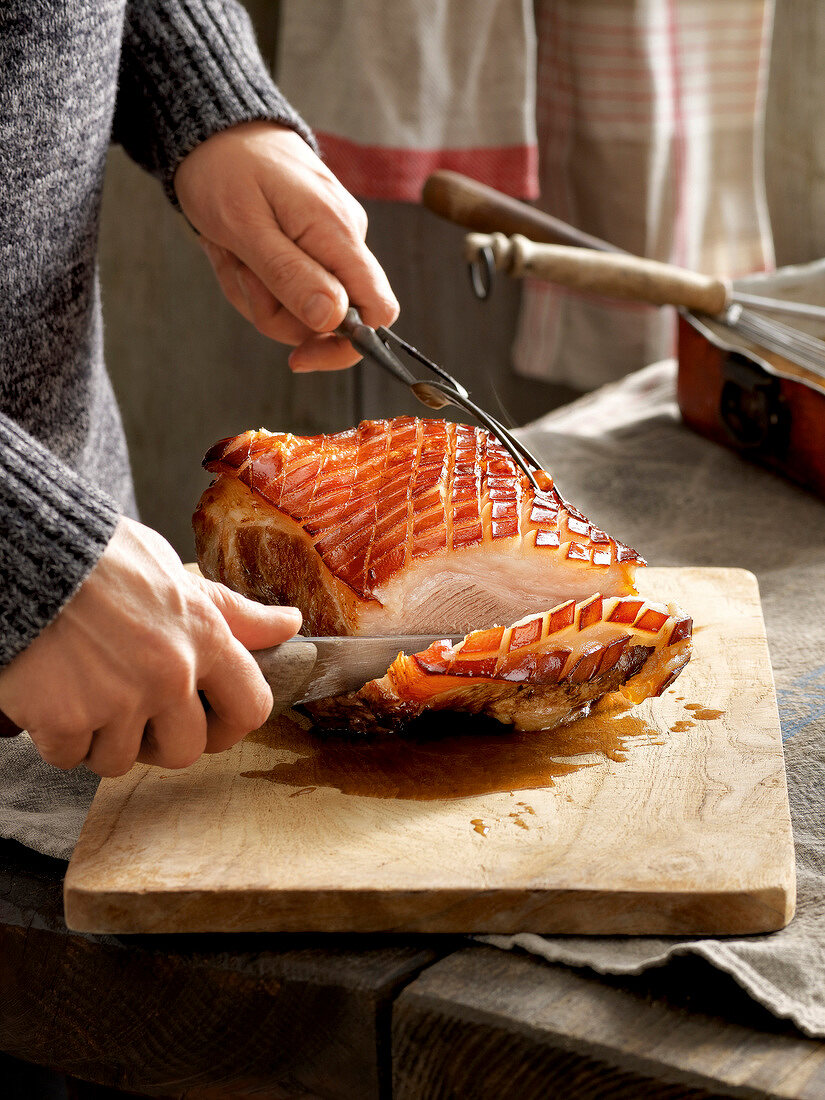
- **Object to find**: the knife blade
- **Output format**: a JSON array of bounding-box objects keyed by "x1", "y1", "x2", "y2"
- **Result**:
[
  {"x1": 260, "y1": 634, "x2": 461, "y2": 709},
  {"x1": 0, "y1": 634, "x2": 461, "y2": 737}
]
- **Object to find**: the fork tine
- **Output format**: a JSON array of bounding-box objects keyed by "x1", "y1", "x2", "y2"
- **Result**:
[
  {"x1": 484, "y1": 412, "x2": 547, "y2": 473},
  {"x1": 379, "y1": 328, "x2": 547, "y2": 474},
  {"x1": 343, "y1": 315, "x2": 548, "y2": 495},
  {"x1": 413, "y1": 379, "x2": 544, "y2": 494},
  {"x1": 451, "y1": 397, "x2": 544, "y2": 494},
  {"x1": 384, "y1": 335, "x2": 546, "y2": 475}
]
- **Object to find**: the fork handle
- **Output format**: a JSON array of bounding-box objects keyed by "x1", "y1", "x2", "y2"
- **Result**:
[
  {"x1": 336, "y1": 307, "x2": 419, "y2": 388},
  {"x1": 422, "y1": 170, "x2": 624, "y2": 254}
]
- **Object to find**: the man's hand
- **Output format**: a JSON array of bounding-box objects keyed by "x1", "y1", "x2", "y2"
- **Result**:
[
  {"x1": 0, "y1": 517, "x2": 302, "y2": 777},
  {"x1": 174, "y1": 121, "x2": 399, "y2": 372}
]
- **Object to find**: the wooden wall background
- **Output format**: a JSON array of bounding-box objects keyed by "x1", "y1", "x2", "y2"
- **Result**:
[{"x1": 99, "y1": 0, "x2": 825, "y2": 557}]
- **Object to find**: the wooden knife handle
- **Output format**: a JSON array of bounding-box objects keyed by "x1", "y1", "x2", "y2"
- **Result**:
[
  {"x1": 254, "y1": 641, "x2": 319, "y2": 716},
  {"x1": 467, "y1": 233, "x2": 731, "y2": 315},
  {"x1": 422, "y1": 169, "x2": 623, "y2": 254}
]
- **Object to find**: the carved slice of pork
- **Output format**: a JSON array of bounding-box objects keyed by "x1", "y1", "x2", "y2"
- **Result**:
[{"x1": 304, "y1": 595, "x2": 693, "y2": 735}]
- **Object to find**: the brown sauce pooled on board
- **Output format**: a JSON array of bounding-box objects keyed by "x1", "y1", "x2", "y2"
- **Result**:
[
  {"x1": 670, "y1": 720, "x2": 695, "y2": 733},
  {"x1": 684, "y1": 703, "x2": 725, "y2": 721},
  {"x1": 242, "y1": 700, "x2": 663, "y2": 802}
]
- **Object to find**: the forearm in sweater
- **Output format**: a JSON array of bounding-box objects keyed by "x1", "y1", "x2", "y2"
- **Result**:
[
  {"x1": 112, "y1": 0, "x2": 316, "y2": 202},
  {"x1": 0, "y1": 414, "x2": 119, "y2": 669}
]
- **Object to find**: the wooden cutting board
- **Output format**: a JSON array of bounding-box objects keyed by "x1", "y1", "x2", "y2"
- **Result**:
[{"x1": 64, "y1": 567, "x2": 795, "y2": 936}]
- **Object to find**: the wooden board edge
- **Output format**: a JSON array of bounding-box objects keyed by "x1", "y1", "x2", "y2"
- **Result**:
[
  {"x1": 64, "y1": 882, "x2": 796, "y2": 937},
  {"x1": 640, "y1": 564, "x2": 762, "y2": 590}
]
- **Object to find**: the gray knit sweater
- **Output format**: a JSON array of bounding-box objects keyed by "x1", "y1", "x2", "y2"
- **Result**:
[{"x1": 0, "y1": 0, "x2": 313, "y2": 668}]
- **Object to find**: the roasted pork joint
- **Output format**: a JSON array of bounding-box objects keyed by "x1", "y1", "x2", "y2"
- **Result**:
[
  {"x1": 304, "y1": 595, "x2": 693, "y2": 736},
  {"x1": 194, "y1": 417, "x2": 645, "y2": 636}
]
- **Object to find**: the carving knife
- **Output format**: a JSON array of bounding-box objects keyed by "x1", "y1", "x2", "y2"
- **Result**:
[
  {"x1": 0, "y1": 634, "x2": 461, "y2": 738},
  {"x1": 252, "y1": 634, "x2": 461, "y2": 710}
]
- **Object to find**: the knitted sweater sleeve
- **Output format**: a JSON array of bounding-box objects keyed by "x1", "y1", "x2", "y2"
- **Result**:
[
  {"x1": 0, "y1": 414, "x2": 119, "y2": 669},
  {"x1": 112, "y1": 0, "x2": 316, "y2": 201}
]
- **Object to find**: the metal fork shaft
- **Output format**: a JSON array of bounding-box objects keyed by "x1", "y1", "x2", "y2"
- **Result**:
[
  {"x1": 337, "y1": 308, "x2": 547, "y2": 494},
  {"x1": 412, "y1": 379, "x2": 543, "y2": 493}
]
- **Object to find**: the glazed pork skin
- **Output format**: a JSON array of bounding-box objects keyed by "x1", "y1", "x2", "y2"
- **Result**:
[
  {"x1": 193, "y1": 418, "x2": 645, "y2": 637},
  {"x1": 305, "y1": 595, "x2": 693, "y2": 736}
]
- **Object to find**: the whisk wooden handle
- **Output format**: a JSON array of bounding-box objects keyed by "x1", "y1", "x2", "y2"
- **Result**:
[
  {"x1": 422, "y1": 170, "x2": 624, "y2": 254},
  {"x1": 467, "y1": 233, "x2": 732, "y2": 315}
]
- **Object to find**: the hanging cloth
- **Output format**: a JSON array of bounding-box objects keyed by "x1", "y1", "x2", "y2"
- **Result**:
[
  {"x1": 275, "y1": 0, "x2": 539, "y2": 202},
  {"x1": 512, "y1": 0, "x2": 775, "y2": 388}
]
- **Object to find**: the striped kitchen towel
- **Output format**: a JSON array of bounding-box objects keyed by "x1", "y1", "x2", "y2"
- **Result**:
[
  {"x1": 512, "y1": 0, "x2": 776, "y2": 388},
  {"x1": 275, "y1": 0, "x2": 539, "y2": 202},
  {"x1": 276, "y1": 0, "x2": 775, "y2": 390}
]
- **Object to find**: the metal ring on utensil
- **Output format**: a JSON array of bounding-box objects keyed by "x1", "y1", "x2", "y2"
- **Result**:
[{"x1": 468, "y1": 245, "x2": 496, "y2": 300}]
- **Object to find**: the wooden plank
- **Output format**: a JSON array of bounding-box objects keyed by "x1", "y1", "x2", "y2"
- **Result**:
[
  {"x1": 0, "y1": 841, "x2": 439, "y2": 1099},
  {"x1": 64, "y1": 567, "x2": 794, "y2": 936},
  {"x1": 393, "y1": 945, "x2": 825, "y2": 1100}
]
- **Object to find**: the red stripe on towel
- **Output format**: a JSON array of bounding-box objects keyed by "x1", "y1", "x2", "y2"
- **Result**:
[{"x1": 315, "y1": 133, "x2": 540, "y2": 203}]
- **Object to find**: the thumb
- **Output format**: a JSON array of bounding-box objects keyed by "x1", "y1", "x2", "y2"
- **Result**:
[
  {"x1": 235, "y1": 223, "x2": 349, "y2": 332},
  {"x1": 200, "y1": 579, "x2": 303, "y2": 649}
]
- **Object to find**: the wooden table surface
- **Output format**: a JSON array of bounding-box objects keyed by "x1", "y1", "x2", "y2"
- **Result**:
[{"x1": 1, "y1": 840, "x2": 823, "y2": 1099}]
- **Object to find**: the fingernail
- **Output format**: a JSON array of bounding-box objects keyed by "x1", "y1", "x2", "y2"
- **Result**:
[
  {"x1": 303, "y1": 292, "x2": 335, "y2": 330},
  {"x1": 284, "y1": 607, "x2": 303, "y2": 629},
  {"x1": 288, "y1": 348, "x2": 312, "y2": 373}
]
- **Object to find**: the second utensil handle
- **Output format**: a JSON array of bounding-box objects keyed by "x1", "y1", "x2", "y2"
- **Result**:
[
  {"x1": 470, "y1": 233, "x2": 732, "y2": 315},
  {"x1": 422, "y1": 169, "x2": 623, "y2": 253}
]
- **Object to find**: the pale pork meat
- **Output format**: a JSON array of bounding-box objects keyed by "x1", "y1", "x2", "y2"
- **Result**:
[
  {"x1": 194, "y1": 417, "x2": 645, "y2": 637},
  {"x1": 305, "y1": 594, "x2": 693, "y2": 735}
]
